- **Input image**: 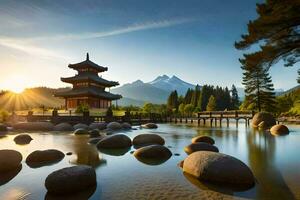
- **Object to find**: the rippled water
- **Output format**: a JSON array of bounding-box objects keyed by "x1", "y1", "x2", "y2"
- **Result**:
[{"x1": 0, "y1": 123, "x2": 300, "y2": 200}]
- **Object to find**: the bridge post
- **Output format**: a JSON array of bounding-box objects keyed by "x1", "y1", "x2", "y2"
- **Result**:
[
  {"x1": 214, "y1": 118, "x2": 217, "y2": 126},
  {"x1": 203, "y1": 118, "x2": 206, "y2": 125},
  {"x1": 210, "y1": 118, "x2": 213, "y2": 126},
  {"x1": 226, "y1": 118, "x2": 229, "y2": 127}
]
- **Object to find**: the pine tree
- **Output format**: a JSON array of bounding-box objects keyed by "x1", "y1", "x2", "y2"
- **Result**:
[
  {"x1": 198, "y1": 85, "x2": 214, "y2": 111},
  {"x1": 298, "y1": 69, "x2": 300, "y2": 84},
  {"x1": 235, "y1": 0, "x2": 300, "y2": 82},
  {"x1": 191, "y1": 85, "x2": 201, "y2": 108},
  {"x1": 167, "y1": 90, "x2": 179, "y2": 112},
  {"x1": 230, "y1": 84, "x2": 239, "y2": 109},
  {"x1": 206, "y1": 95, "x2": 216, "y2": 111},
  {"x1": 184, "y1": 88, "x2": 193, "y2": 104},
  {"x1": 242, "y1": 64, "x2": 276, "y2": 112}
]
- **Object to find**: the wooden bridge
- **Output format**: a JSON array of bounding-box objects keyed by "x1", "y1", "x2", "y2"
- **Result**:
[
  {"x1": 169, "y1": 111, "x2": 255, "y2": 127},
  {"x1": 11, "y1": 110, "x2": 255, "y2": 126}
]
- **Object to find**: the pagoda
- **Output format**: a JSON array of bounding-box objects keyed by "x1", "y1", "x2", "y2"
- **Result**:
[{"x1": 55, "y1": 53, "x2": 122, "y2": 109}]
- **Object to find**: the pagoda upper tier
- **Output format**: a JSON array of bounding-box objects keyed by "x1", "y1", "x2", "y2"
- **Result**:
[{"x1": 68, "y1": 53, "x2": 108, "y2": 73}]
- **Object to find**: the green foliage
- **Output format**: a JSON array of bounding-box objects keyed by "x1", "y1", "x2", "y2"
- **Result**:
[
  {"x1": 239, "y1": 96, "x2": 255, "y2": 111},
  {"x1": 106, "y1": 106, "x2": 113, "y2": 117},
  {"x1": 242, "y1": 64, "x2": 276, "y2": 112},
  {"x1": 178, "y1": 103, "x2": 185, "y2": 115},
  {"x1": 75, "y1": 103, "x2": 89, "y2": 113},
  {"x1": 206, "y1": 95, "x2": 216, "y2": 111},
  {"x1": 167, "y1": 90, "x2": 179, "y2": 112},
  {"x1": 230, "y1": 84, "x2": 240, "y2": 109},
  {"x1": 184, "y1": 104, "x2": 194, "y2": 117},
  {"x1": 0, "y1": 109, "x2": 9, "y2": 122},
  {"x1": 235, "y1": 0, "x2": 300, "y2": 82},
  {"x1": 191, "y1": 85, "x2": 201, "y2": 107},
  {"x1": 298, "y1": 69, "x2": 300, "y2": 84},
  {"x1": 143, "y1": 102, "x2": 167, "y2": 114},
  {"x1": 276, "y1": 86, "x2": 300, "y2": 116}
]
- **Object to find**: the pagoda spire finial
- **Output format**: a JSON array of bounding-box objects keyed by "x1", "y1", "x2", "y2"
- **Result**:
[{"x1": 86, "y1": 52, "x2": 89, "y2": 60}]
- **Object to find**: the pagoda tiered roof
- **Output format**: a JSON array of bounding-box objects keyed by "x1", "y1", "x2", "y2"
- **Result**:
[
  {"x1": 61, "y1": 73, "x2": 119, "y2": 87},
  {"x1": 55, "y1": 86, "x2": 122, "y2": 100},
  {"x1": 68, "y1": 53, "x2": 108, "y2": 72}
]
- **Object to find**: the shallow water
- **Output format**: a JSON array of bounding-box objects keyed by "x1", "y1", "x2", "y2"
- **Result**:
[{"x1": 0, "y1": 123, "x2": 300, "y2": 200}]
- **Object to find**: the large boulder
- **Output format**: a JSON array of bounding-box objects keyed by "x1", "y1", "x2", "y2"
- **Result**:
[
  {"x1": 184, "y1": 142, "x2": 219, "y2": 154},
  {"x1": 0, "y1": 150, "x2": 22, "y2": 172},
  {"x1": 45, "y1": 165, "x2": 96, "y2": 195},
  {"x1": 270, "y1": 124, "x2": 289, "y2": 136},
  {"x1": 14, "y1": 134, "x2": 33, "y2": 144},
  {"x1": 74, "y1": 128, "x2": 89, "y2": 135},
  {"x1": 26, "y1": 149, "x2": 65, "y2": 168},
  {"x1": 13, "y1": 122, "x2": 54, "y2": 131},
  {"x1": 107, "y1": 122, "x2": 122, "y2": 130},
  {"x1": 0, "y1": 124, "x2": 7, "y2": 132},
  {"x1": 88, "y1": 137, "x2": 103, "y2": 145},
  {"x1": 73, "y1": 123, "x2": 89, "y2": 130},
  {"x1": 192, "y1": 136, "x2": 215, "y2": 145},
  {"x1": 134, "y1": 145, "x2": 172, "y2": 159},
  {"x1": 141, "y1": 123, "x2": 158, "y2": 129},
  {"x1": 252, "y1": 112, "x2": 276, "y2": 128},
  {"x1": 183, "y1": 151, "x2": 255, "y2": 188},
  {"x1": 97, "y1": 134, "x2": 132, "y2": 149},
  {"x1": 122, "y1": 122, "x2": 132, "y2": 130},
  {"x1": 133, "y1": 134, "x2": 165, "y2": 147},
  {"x1": 54, "y1": 123, "x2": 73, "y2": 131},
  {"x1": 89, "y1": 122, "x2": 107, "y2": 130}
]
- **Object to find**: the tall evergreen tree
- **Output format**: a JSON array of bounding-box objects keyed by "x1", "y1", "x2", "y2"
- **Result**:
[
  {"x1": 191, "y1": 85, "x2": 201, "y2": 108},
  {"x1": 198, "y1": 85, "x2": 214, "y2": 111},
  {"x1": 298, "y1": 69, "x2": 300, "y2": 84},
  {"x1": 230, "y1": 84, "x2": 239, "y2": 109},
  {"x1": 184, "y1": 88, "x2": 193, "y2": 104},
  {"x1": 167, "y1": 90, "x2": 179, "y2": 112},
  {"x1": 242, "y1": 64, "x2": 276, "y2": 112},
  {"x1": 235, "y1": 0, "x2": 300, "y2": 82},
  {"x1": 206, "y1": 95, "x2": 216, "y2": 111}
]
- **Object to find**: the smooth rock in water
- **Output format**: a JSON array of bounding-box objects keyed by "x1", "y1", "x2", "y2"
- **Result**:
[
  {"x1": 133, "y1": 134, "x2": 165, "y2": 147},
  {"x1": 122, "y1": 122, "x2": 132, "y2": 130},
  {"x1": 0, "y1": 124, "x2": 7, "y2": 132},
  {"x1": 54, "y1": 123, "x2": 73, "y2": 131},
  {"x1": 66, "y1": 152, "x2": 72, "y2": 156},
  {"x1": 107, "y1": 122, "x2": 122, "y2": 130},
  {"x1": 252, "y1": 112, "x2": 276, "y2": 128},
  {"x1": 74, "y1": 128, "x2": 89, "y2": 135},
  {"x1": 184, "y1": 142, "x2": 219, "y2": 154},
  {"x1": 73, "y1": 123, "x2": 89, "y2": 130},
  {"x1": 134, "y1": 145, "x2": 172, "y2": 159},
  {"x1": 183, "y1": 151, "x2": 255, "y2": 188},
  {"x1": 270, "y1": 124, "x2": 289, "y2": 135},
  {"x1": 89, "y1": 122, "x2": 107, "y2": 130},
  {"x1": 0, "y1": 150, "x2": 22, "y2": 172},
  {"x1": 97, "y1": 134, "x2": 132, "y2": 149},
  {"x1": 26, "y1": 149, "x2": 65, "y2": 168},
  {"x1": 141, "y1": 123, "x2": 158, "y2": 129},
  {"x1": 88, "y1": 137, "x2": 103, "y2": 145},
  {"x1": 192, "y1": 136, "x2": 215, "y2": 145},
  {"x1": 13, "y1": 122, "x2": 54, "y2": 131},
  {"x1": 45, "y1": 165, "x2": 96, "y2": 195},
  {"x1": 89, "y1": 129, "x2": 100, "y2": 138},
  {"x1": 258, "y1": 121, "x2": 268, "y2": 130},
  {"x1": 14, "y1": 134, "x2": 33, "y2": 144}
]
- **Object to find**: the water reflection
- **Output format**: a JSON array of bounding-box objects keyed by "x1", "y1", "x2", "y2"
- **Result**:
[
  {"x1": 0, "y1": 165, "x2": 22, "y2": 186},
  {"x1": 134, "y1": 156, "x2": 170, "y2": 166},
  {"x1": 98, "y1": 147, "x2": 130, "y2": 156},
  {"x1": 246, "y1": 129, "x2": 296, "y2": 199},
  {"x1": 45, "y1": 185, "x2": 96, "y2": 200}
]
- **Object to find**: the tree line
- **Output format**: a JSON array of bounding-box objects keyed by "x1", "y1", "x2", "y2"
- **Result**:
[{"x1": 166, "y1": 84, "x2": 239, "y2": 116}]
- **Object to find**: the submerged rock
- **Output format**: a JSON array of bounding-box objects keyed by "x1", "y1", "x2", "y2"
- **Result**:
[
  {"x1": 74, "y1": 128, "x2": 89, "y2": 135},
  {"x1": 183, "y1": 151, "x2": 255, "y2": 188},
  {"x1": 97, "y1": 134, "x2": 132, "y2": 149},
  {"x1": 192, "y1": 136, "x2": 215, "y2": 145},
  {"x1": 45, "y1": 165, "x2": 96, "y2": 195},
  {"x1": 134, "y1": 144, "x2": 172, "y2": 159},
  {"x1": 141, "y1": 123, "x2": 158, "y2": 129},
  {"x1": 121, "y1": 122, "x2": 132, "y2": 130},
  {"x1": 89, "y1": 122, "x2": 107, "y2": 130},
  {"x1": 26, "y1": 149, "x2": 65, "y2": 168},
  {"x1": 13, "y1": 122, "x2": 54, "y2": 131},
  {"x1": 270, "y1": 124, "x2": 289, "y2": 135},
  {"x1": 133, "y1": 134, "x2": 165, "y2": 147},
  {"x1": 252, "y1": 112, "x2": 276, "y2": 128},
  {"x1": 107, "y1": 122, "x2": 122, "y2": 130},
  {"x1": 89, "y1": 129, "x2": 100, "y2": 138},
  {"x1": 0, "y1": 150, "x2": 22, "y2": 172},
  {"x1": 54, "y1": 123, "x2": 73, "y2": 131},
  {"x1": 88, "y1": 137, "x2": 104, "y2": 145},
  {"x1": 73, "y1": 123, "x2": 89, "y2": 130},
  {"x1": 14, "y1": 134, "x2": 33, "y2": 145},
  {"x1": 184, "y1": 142, "x2": 219, "y2": 154}
]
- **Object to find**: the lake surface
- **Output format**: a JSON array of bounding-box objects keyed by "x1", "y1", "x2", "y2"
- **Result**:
[{"x1": 0, "y1": 123, "x2": 300, "y2": 200}]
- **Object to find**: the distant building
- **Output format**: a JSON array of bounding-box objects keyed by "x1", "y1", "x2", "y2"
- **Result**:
[{"x1": 55, "y1": 53, "x2": 122, "y2": 109}]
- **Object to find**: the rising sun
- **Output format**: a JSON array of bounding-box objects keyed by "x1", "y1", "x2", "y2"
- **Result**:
[{"x1": 4, "y1": 75, "x2": 28, "y2": 94}]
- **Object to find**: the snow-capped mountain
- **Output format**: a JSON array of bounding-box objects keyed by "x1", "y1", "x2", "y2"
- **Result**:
[{"x1": 148, "y1": 75, "x2": 196, "y2": 95}]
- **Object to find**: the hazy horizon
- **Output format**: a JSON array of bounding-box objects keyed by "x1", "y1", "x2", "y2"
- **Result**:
[{"x1": 0, "y1": 0, "x2": 298, "y2": 93}]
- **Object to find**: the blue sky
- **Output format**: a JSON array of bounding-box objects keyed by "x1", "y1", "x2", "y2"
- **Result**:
[{"x1": 0, "y1": 0, "x2": 298, "y2": 92}]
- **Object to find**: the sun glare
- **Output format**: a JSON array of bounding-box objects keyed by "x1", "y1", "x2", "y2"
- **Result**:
[{"x1": 3, "y1": 75, "x2": 28, "y2": 94}]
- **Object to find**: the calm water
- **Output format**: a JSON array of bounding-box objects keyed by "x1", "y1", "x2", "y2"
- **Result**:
[{"x1": 0, "y1": 123, "x2": 300, "y2": 200}]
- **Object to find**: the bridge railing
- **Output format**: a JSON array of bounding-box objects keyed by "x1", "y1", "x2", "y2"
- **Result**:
[{"x1": 197, "y1": 111, "x2": 255, "y2": 118}]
